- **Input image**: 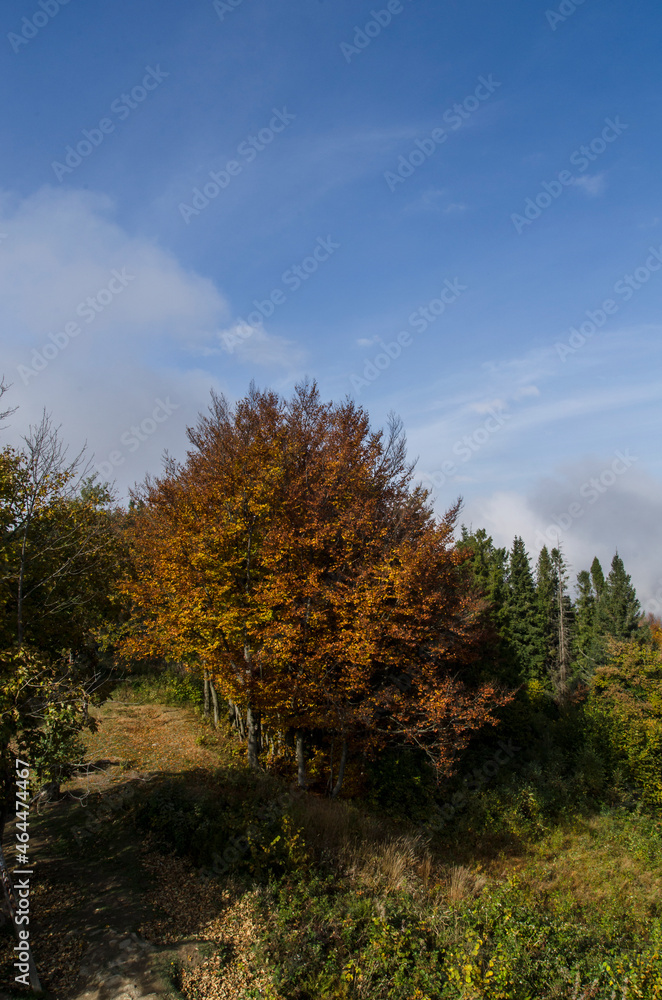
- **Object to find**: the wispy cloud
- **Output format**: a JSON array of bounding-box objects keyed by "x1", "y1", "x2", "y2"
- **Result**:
[
  {"x1": 216, "y1": 322, "x2": 307, "y2": 369},
  {"x1": 571, "y1": 173, "x2": 607, "y2": 197}
]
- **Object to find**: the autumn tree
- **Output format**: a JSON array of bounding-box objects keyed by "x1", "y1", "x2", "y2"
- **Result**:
[{"x1": 123, "y1": 383, "x2": 511, "y2": 788}]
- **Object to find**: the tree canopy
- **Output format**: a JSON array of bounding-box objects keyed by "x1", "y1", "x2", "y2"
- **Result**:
[{"x1": 122, "y1": 382, "x2": 510, "y2": 786}]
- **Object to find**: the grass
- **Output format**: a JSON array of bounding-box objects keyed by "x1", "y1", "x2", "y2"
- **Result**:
[
  {"x1": 132, "y1": 759, "x2": 661, "y2": 999},
  {"x1": 108, "y1": 667, "x2": 204, "y2": 708},
  {"x1": 140, "y1": 752, "x2": 662, "y2": 1000},
  {"x1": 4, "y1": 675, "x2": 660, "y2": 999}
]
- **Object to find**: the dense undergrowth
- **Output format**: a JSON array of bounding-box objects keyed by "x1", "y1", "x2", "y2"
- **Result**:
[
  {"x1": 117, "y1": 674, "x2": 662, "y2": 1000},
  {"x1": 143, "y1": 773, "x2": 662, "y2": 999},
  {"x1": 109, "y1": 664, "x2": 204, "y2": 708}
]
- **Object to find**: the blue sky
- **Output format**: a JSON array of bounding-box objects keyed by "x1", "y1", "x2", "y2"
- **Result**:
[{"x1": 1, "y1": 0, "x2": 661, "y2": 604}]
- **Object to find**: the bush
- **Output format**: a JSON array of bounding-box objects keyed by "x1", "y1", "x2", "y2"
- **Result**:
[
  {"x1": 366, "y1": 746, "x2": 438, "y2": 821},
  {"x1": 110, "y1": 664, "x2": 203, "y2": 708},
  {"x1": 249, "y1": 827, "x2": 662, "y2": 1000},
  {"x1": 584, "y1": 639, "x2": 662, "y2": 807},
  {"x1": 133, "y1": 774, "x2": 308, "y2": 880},
  {"x1": 21, "y1": 701, "x2": 90, "y2": 789}
]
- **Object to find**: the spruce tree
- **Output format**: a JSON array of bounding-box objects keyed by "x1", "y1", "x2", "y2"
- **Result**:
[
  {"x1": 590, "y1": 557, "x2": 605, "y2": 599},
  {"x1": 597, "y1": 552, "x2": 641, "y2": 641},
  {"x1": 535, "y1": 545, "x2": 558, "y2": 680},
  {"x1": 550, "y1": 546, "x2": 573, "y2": 702},
  {"x1": 505, "y1": 536, "x2": 540, "y2": 682},
  {"x1": 573, "y1": 568, "x2": 597, "y2": 677},
  {"x1": 458, "y1": 527, "x2": 515, "y2": 682}
]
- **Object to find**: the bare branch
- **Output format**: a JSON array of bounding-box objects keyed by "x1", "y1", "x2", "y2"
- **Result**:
[{"x1": 0, "y1": 376, "x2": 17, "y2": 428}]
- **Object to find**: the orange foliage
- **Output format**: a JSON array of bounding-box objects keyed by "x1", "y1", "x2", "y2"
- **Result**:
[{"x1": 121, "y1": 383, "x2": 512, "y2": 777}]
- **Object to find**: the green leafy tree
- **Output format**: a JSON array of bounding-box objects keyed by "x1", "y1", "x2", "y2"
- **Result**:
[
  {"x1": 0, "y1": 413, "x2": 122, "y2": 656},
  {"x1": 587, "y1": 629, "x2": 662, "y2": 805},
  {"x1": 1, "y1": 413, "x2": 123, "y2": 812}
]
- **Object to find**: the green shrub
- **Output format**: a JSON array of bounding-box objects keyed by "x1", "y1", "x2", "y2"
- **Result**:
[
  {"x1": 133, "y1": 774, "x2": 308, "y2": 880},
  {"x1": 583, "y1": 638, "x2": 662, "y2": 807},
  {"x1": 366, "y1": 746, "x2": 438, "y2": 821},
  {"x1": 110, "y1": 665, "x2": 203, "y2": 707},
  {"x1": 248, "y1": 824, "x2": 662, "y2": 1000}
]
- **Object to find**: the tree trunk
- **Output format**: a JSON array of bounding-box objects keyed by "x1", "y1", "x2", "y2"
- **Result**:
[
  {"x1": 331, "y1": 737, "x2": 348, "y2": 798},
  {"x1": 0, "y1": 843, "x2": 43, "y2": 993},
  {"x1": 17, "y1": 528, "x2": 28, "y2": 648},
  {"x1": 228, "y1": 700, "x2": 246, "y2": 739},
  {"x1": 296, "y1": 730, "x2": 307, "y2": 789},
  {"x1": 209, "y1": 679, "x2": 219, "y2": 728},
  {"x1": 236, "y1": 704, "x2": 246, "y2": 739},
  {"x1": 203, "y1": 669, "x2": 211, "y2": 719},
  {"x1": 553, "y1": 548, "x2": 570, "y2": 706},
  {"x1": 246, "y1": 706, "x2": 261, "y2": 769}
]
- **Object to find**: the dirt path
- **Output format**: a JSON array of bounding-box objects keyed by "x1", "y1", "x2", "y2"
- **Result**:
[
  {"x1": 78, "y1": 701, "x2": 226, "y2": 782},
  {"x1": 0, "y1": 700, "x2": 233, "y2": 1000}
]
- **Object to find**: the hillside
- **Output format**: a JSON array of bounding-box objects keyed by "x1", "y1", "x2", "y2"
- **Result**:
[{"x1": 2, "y1": 682, "x2": 661, "y2": 1000}]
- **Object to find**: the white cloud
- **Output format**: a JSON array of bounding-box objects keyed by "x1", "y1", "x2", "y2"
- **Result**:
[
  {"x1": 216, "y1": 322, "x2": 306, "y2": 369},
  {"x1": 1, "y1": 186, "x2": 228, "y2": 355},
  {"x1": 571, "y1": 173, "x2": 607, "y2": 197},
  {"x1": 0, "y1": 186, "x2": 271, "y2": 492},
  {"x1": 514, "y1": 384, "x2": 540, "y2": 399},
  {"x1": 461, "y1": 458, "x2": 662, "y2": 604},
  {"x1": 470, "y1": 397, "x2": 509, "y2": 415},
  {"x1": 402, "y1": 188, "x2": 469, "y2": 216}
]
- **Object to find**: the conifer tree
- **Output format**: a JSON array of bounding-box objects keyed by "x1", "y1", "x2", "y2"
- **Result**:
[
  {"x1": 505, "y1": 536, "x2": 540, "y2": 682},
  {"x1": 550, "y1": 546, "x2": 573, "y2": 702},
  {"x1": 597, "y1": 552, "x2": 641, "y2": 641},
  {"x1": 457, "y1": 528, "x2": 515, "y2": 683},
  {"x1": 573, "y1": 568, "x2": 597, "y2": 677},
  {"x1": 590, "y1": 557, "x2": 605, "y2": 599},
  {"x1": 575, "y1": 553, "x2": 640, "y2": 670},
  {"x1": 535, "y1": 545, "x2": 558, "y2": 680}
]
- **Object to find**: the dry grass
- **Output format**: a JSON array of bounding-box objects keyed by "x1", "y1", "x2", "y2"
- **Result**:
[
  {"x1": 287, "y1": 791, "x2": 451, "y2": 902},
  {"x1": 342, "y1": 833, "x2": 435, "y2": 894},
  {"x1": 447, "y1": 863, "x2": 487, "y2": 905},
  {"x1": 518, "y1": 813, "x2": 662, "y2": 919},
  {"x1": 79, "y1": 702, "x2": 225, "y2": 776}
]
